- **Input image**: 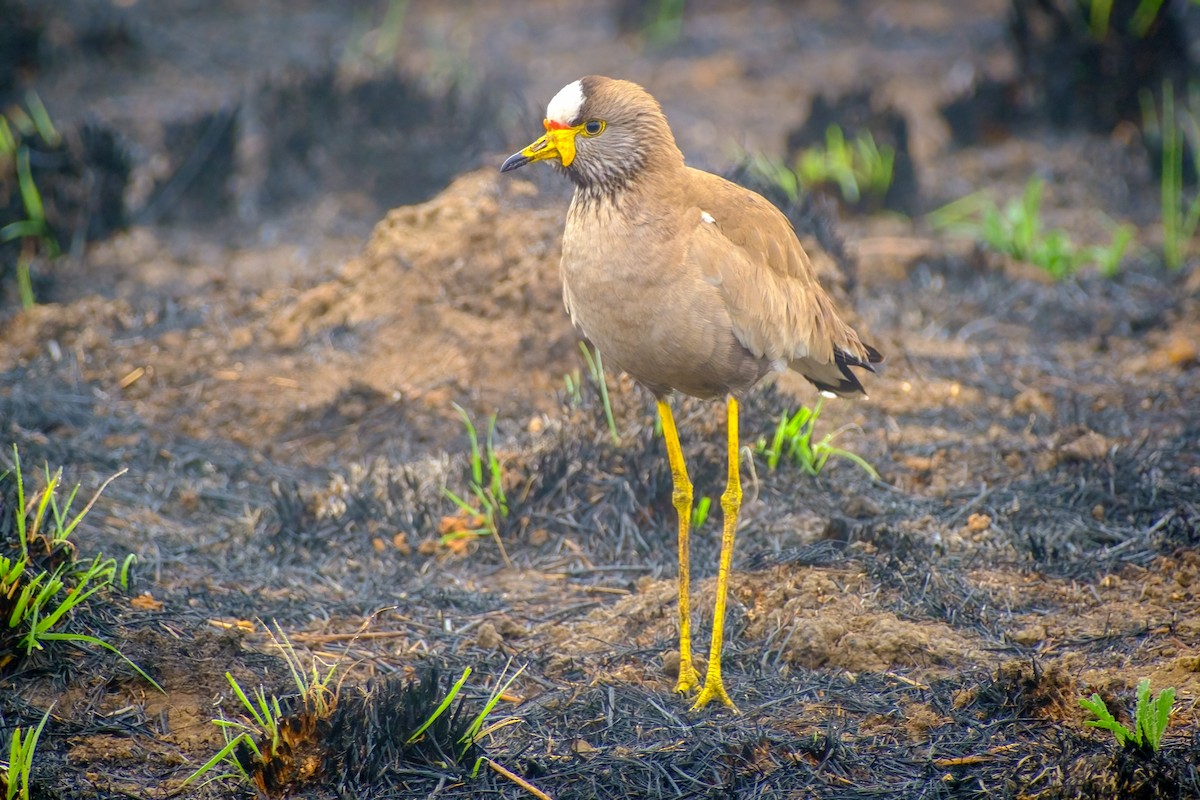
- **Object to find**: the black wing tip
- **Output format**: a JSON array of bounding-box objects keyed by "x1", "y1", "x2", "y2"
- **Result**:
[
  {"x1": 817, "y1": 342, "x2": 883, "y2": 399},
  {"x1": 835, "y1": 343, "x2": 884, "y2": 372}
]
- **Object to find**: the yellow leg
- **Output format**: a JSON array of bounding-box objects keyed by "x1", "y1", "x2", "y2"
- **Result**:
[
  {"x1": 692, "y1": 395, "x2": 741, "y2": 711},
  {"x1": 658, "y1": 400, "x2": 699, "y2": 694}
]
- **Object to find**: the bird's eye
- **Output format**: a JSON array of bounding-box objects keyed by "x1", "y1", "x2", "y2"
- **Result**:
[{"x1": 583, "y1": 120, "x2": 605, "y2": 136}]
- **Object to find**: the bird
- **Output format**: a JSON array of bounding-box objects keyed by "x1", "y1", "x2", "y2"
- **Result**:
[{"x1": 501, "y1": 76, "x2": 880, "y2": 710}]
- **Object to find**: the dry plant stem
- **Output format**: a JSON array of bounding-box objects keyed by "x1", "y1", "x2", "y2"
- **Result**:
[
  {"x1": 491, "y1": 525, "x2": 513, "y2": 569},
  {"x1": 285, "y1": 630, "x2": 411, "y2": 644},
  {"x1": 658, "y1": 399, "x2": 699, "y2": 695},
  {"x1": 76, "y1": 468, "x2": 128, "y2": 521},
  {"x1": 485, "y1": 758, "x2": 555, "y2": 800}
]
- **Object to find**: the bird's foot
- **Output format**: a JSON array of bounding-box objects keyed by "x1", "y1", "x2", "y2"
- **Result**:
[
  {"x1": 673, "y1": 660, "x2": 700, "y2": 695},
  {"x1": 691, "y1": 674, "x2": 739, "y2": 712}
]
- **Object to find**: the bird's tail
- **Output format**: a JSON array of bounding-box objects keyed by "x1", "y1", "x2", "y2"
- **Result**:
[{"x1": 790, "y1": 343, "x2": 883, "y2": 398}]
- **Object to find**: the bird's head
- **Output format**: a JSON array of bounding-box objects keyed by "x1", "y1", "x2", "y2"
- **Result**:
[{"x1": 501, "y1": 76, "x2": 683, "y2": 191}]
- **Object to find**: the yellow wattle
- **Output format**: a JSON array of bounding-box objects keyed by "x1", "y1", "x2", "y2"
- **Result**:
[{"x1": 517, "y1": 125, "x2": 584, "y2": 168}]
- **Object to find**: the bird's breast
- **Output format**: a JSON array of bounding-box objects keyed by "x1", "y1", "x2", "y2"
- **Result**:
[{"x1": 559, "y1": 205, "x2": 766, "y2": 398}]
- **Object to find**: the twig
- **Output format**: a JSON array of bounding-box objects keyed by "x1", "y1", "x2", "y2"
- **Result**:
[
  {"x1": 78, "y1": 467, "x2": 129, "y2": 524},
  {"x1": 283, "y1": 630, "x2": 417, "y2": 644},
  {"x1": 485, "y1": 758, "x2": 554, "y2": 800}
]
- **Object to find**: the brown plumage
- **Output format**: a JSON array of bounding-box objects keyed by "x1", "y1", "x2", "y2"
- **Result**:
[{"x1": 502, "y1": 76, "x2": 880, "y2": 710}]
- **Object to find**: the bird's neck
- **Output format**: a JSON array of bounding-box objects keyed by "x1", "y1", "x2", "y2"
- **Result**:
[
  {"x1": 571, "y1": 158, "x2": 685, "y2": 218},
  {"x1": 569, "y1": 171, "x2": 634, "y2": 209}
]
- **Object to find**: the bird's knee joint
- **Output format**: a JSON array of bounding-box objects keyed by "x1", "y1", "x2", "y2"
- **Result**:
[
  {"x1": 720, "y1": 487, "x2": 741, "y2": 515},
  {"x1": 673, "y1": 484, "x2": 693, "y2": 509}
]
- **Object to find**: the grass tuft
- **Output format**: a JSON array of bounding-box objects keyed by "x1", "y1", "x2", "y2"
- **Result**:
[
  {"x1": 577, "y1": 342, "x2": 620, "y2": 445},
  {"x1": 0, "y1": 93, "x2": 61, "y2": 309},
  {"x1": 182, "y1": 622, "x2": 343, "y2": 794},
  {"x1": 929, "y1": 177, "x2": 1134, "y2": 279},
  {"x1": 754, "y1": 398, "x2": 877, "y2": 479},
  {"x1": 563, "y1": 342, "x2": 620, "y2": 445},
  {"x1": 745, "y1": 125, "x2": 894, "y2": 211},
  {"x1": 797, "y1": 125, "x2": 895, "y2": 207},
  {"x1": 325, "y1": 660, "x2": 525, "y2": 790},
  {"x1": 441, "y1": 405, "x2": 513, "y2": 566},
  {"x1": 0, "y1": 704, "x2": 52, "y2": 800},
  {"x1": 1142, "y1": 81, "x2": 1200, "y2": 269},
  {"x1": 405, "y1": 660, "x2": 524, "y2": 775},
  {"x1": 1, "y1": 446, "x2": 159, "y2": 690},
  {"x1": 1080, "y1": 678, "x2": 1175, "y2": 754}
]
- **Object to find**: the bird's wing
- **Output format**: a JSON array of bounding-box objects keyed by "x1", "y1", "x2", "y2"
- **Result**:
[{"x1": 680, "y1": 169, "x2": 874, "y2": 376}]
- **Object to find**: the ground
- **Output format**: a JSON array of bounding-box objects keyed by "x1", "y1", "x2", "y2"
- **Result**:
[{"x1": 1, "y1": 1, "x2": 1199, "y2": 798}]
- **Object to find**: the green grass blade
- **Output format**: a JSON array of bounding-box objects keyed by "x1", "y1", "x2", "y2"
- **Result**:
[
  {"x1": 762, "y1": 155, "x2": 800, "y2": 203},
  {"x1": 0, "y1": 555, "x2": 24, "y2": 586},
  {"x1": 12, "y1": 446, "x2": 28, "y2": 556},
  {"x1": 28, "y1": 468, "x2": 61, "y2": 542},
  {"x1": 827, "y1": 447, "x2": 879, "y2": 480},
  {"x1": 0, "y1": 117, "x2": 15, "y2": 155},
  {"x1": 38, "y1": 632, "x2": 163, "y2": 692},
  {"x1": 1089, "y1": 0, "x2": 1113, "y2": 38},
  {"x1": 1130, "y1": 0, "x2": 1164, "y2": 38},
  {"x1": 486, "y1": 414, "x2": 508, "y2": 512},
  {"x1": 1093, "y1": 224, "x2": 1134, "y2": 277},
  {"x1": 580, "y1": 344, "x2": 619, "y2": 445},
  {"x1": 31, "y1": 583, "x2": 93, "y2": 636},
  {"x1": 226, "y1": 673, "x2": 267, "y2": 728},
  {"x1": 460, "y1": 661, "x2": 525, "y2": 750},
  {"x1": 468, "y1": 484, "x2": 494, "y2": 518},
  {"x1": 1163, "y1": 82, "x2": 1182, "y2": 269},
  {"x1": 767, "y1": 413, "x2": 787, "y2": 471},
  {"x1": 179, "y1": 733, "x2": 254, "y2": 788},
  {"x1": 408, "y1": 667, "x2": 470, "y2": 745},
  {"x1": 442, "y1": 487, "x2": 482, "y2": 518},
  {"x1": 11, "y1": 573, "x2": 54, "y2": 631},
  {"x1": 452, "y1": 403, "x2": 483, "y2": 488},
  {"x1": 47, "y1": 478, "x2": 75, "y2": 538},
  {"x1": 6, "y1": 704, "x2": 52, "y2": 800},
  {"x1": 118, "y1": 554, "x2": 137, "y2": 590},
  {"x1": 578, "y1": 339, "x2": 600, "y2": 381},
  {"x1": 16, "y1": 250, "x2": 35, "y2": 310},
  {"x1": 927, "y1": 191, "x2": 989, "y2": 231},
  {"x1": 23, "y1": 91, "x2": 60, "y2": 147},
  {"x1": 14, "y1": 147, "x2": 46, "y2": 225},
  {"x1": 266, "y1": 693, "x2": 283, "y2": 749},
  {"x1": 1019, "y1": 178, "x2": 1044, "y2": 253},
  {"x1": 690, "y1": 495, "x2": 711, "y2": 529},
  {"x1": 0, "y1": 220, "x2": 47, "y2": 242}
]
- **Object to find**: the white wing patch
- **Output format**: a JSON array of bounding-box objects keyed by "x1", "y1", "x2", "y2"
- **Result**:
[
  {"x1": 700, "y1": 211, "x2": 716, "y2": 223},
  {"x1": 547, "y1": 80, "x2": 585, "y2": 126}
]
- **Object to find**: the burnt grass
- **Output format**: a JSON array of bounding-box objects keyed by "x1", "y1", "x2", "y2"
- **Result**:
[
  {"x1": 1, "y1": 248, "x2": 1198, "y2": 799},
  {"x1": 3, "y1": 1, "x2": 1200, "y2": 799}
]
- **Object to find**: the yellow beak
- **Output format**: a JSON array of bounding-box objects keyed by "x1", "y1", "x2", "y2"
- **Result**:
[{"x1": 501, "y1": 120, "x2": 583, "y2": 172}]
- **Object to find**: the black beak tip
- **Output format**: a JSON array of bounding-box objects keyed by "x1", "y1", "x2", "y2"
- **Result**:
[{"x1": 500, "y1": 152, "x2": 530, "y2": 173}]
